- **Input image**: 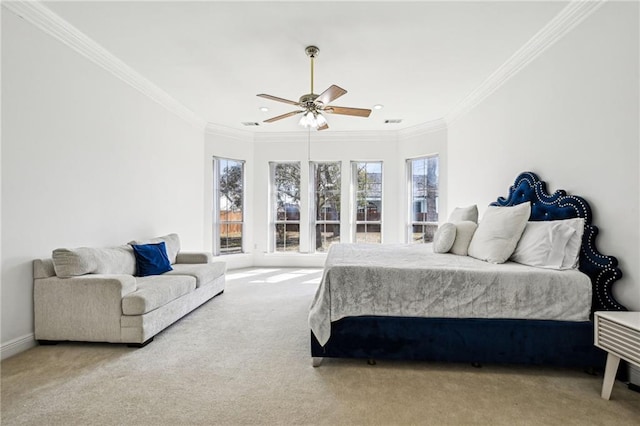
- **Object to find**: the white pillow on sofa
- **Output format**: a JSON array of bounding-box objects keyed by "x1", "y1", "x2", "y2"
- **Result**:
[
  {"x1": 449, "y1": 221, "x2": 478, "y2": 256},
  {"x1": 432, "y1": 223, "x2": 457, "y2": 253},
  {"x1": 448, "y1": 205, "x2": 478, "y2": 223},
  {"x1": 52, "y1": 245, "x2": 137, "y2": 278},
  {"x1": 129, "y1": 233, "x2": 181, "y2": 264},
  {"x1": 468, "y1": 202, "x2": 531, "y2": 264},
  {"x1": 511, "y1": 221, "x2": 576, "y2": 269}
]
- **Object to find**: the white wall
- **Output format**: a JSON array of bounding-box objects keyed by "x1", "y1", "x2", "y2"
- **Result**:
[
  {"x1": 447, "y1": 2, "x2": 639, "y2": 310},
  {"x1": 1, "y1": 11, "x2": 206, "y2": 357}
]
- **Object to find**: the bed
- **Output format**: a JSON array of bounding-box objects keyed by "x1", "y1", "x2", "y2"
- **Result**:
[{"x1": 309, "y1": 171, "x2": 626, "y2": 368}]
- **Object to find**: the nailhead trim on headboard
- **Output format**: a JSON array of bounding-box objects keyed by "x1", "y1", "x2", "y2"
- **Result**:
[{"x1": 491, "y1": 171, "x2": 625, "y2": 313}]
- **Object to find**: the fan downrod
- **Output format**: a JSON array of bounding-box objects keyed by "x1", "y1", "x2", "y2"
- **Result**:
[
  {"x1": 305, "y1": 46, "x2": 319, "y2": 96},
  {"x1": 305, "y1": 45, "x2": 319, "y2": 58}
]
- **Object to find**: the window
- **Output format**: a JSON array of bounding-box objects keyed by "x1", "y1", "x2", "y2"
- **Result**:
[
  {"x1": 408, "y1": 155, "x2": 439, "y2": 243},
  {"x1": 312, "y1": 162, "x2": 341, "y2": 252},
  {"x1": 213, "y1": 157, "x2": 244, "y2": 255},
  {"x1": 353, "y1": 161, "x2": 382, "y2": 243},
  {"x1": 271, "y1": 162, "x2": 301, "y2": 252}
]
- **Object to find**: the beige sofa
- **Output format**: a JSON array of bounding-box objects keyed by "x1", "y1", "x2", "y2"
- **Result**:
[{"x1": 33, "y1": 234, "x2": 225, "y2": 347}]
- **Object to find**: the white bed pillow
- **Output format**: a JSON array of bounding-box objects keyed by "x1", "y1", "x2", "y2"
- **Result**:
[
  {"x1": 511, "y1": 221, "x2": 576, "y2": 269},
  {"x1": 560, "y1": 217, "x2": 585, "y2": 269},
  {"x1": 432, "y1": 223, "x2": 457, "y2": 253},
  {"x1": 449, "y1": 221, "x2": 478, "y2": 256},
  {"x1": 468, "y1": 202, "x2": 531, "y2": 264},
  {"x1": 448, "y1": 205, "x2": 478, "y2": 223}
]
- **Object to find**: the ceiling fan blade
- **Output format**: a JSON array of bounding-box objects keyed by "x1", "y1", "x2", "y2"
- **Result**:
[
  {"x1": 263, "y1": 110, "x2": 304, "y2": 123},
  {"x1": 317, "y1": 123, "x2": 329, "y2": 131},
  {"x1": 315, "y1": 85, "x2": 347, "y2": 106},
  {"x1": 257, "y1": 94, "x2": 300, "y2": 106},
  {"x1": 324, "y1": 106, "x2": 372, "y2": 118}
]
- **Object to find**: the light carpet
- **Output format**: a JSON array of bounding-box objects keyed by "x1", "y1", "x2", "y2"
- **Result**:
[{"x1": 1, "y1": 267, "x2": 639, "y2": 425}]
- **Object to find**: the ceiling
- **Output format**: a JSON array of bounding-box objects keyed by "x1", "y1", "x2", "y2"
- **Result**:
[{"x1": 45, "y1": 1, "x2": 568, "y2": 133}]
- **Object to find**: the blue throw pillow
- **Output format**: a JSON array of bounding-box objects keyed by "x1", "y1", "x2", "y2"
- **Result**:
[{"x1": 131, "y1": 242, "x2": 173, "y2": 277}]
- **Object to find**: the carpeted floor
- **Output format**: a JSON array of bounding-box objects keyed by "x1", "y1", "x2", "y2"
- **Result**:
[{"x1": 2, "y1": 267, "x2": 639, "y2": 425}]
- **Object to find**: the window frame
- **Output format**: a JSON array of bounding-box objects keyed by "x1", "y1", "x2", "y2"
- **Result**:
[
  {"x1": 352, "y1": 161, "x2": 383, "y2": 244},
  {"x1": 213, "y1": 156, "x2": 245, "y2": 256},
  {"x1": 310, "y1": 161, "x2": 342, "y2": 253},
  {"x1": 406, "y1": 154, "x2": 439, "y2": 244},
  {"x1": 270, "y1": 161, "x2": 302, "y2": 253}
]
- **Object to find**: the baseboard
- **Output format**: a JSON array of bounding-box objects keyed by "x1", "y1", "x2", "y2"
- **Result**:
[{"x1": 1, "y1": 333, "x2": 36, "y2": 360}]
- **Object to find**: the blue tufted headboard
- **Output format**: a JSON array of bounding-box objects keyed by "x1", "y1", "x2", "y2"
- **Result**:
[{"x1": 491, "y1": 171, "x2": 626, "y2": 313}]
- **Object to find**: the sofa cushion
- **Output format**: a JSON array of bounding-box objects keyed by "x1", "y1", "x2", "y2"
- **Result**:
[
  {"x1": 122, "y1": 275, "x2": 196, "y2": 315},
  {"x1": 132, "y1": 242, "x2": 173, "y2": 277},
  {"x1": 166, "y1": 263, "x2": 226, "y2": 288},
  {"x1": 129, "y1": 234, "x2": 180, "y2": 264},
  {"x1": 52, "y1": 246, "x2": 136, "y2": 278}
]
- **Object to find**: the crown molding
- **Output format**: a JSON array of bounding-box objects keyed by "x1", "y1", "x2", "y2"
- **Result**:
[
  {"x1": 205, "y1": 123, "x2": 253, "y2": 142},
  {"x1": 3, "y1": 0, "x2": 207, "y2": 130},
  {"x1": 445, "y1": 0, "x2": 607, "y2": 124},
  {"x1": 253, "y1": 130, "x2": 398, "y2": 144},
  {"x1": 397, "y1": 119, "x2": 448, "y2": 138},
  {"x1": 205, "y1": 125, "x2": 399, "y2": 144}
]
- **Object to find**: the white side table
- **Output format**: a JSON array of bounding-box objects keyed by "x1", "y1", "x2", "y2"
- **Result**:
[{"x1": 594, "y1": 311, "x2": 640, "y2": 400}]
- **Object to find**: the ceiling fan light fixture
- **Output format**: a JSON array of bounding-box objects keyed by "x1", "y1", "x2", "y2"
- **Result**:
[
  {"x1": 299, "y1": 111, "x2": 314, "y2": 128},
  {"x1": 316, "y1": 113, "x2": 327, "y2": 127},
  {"x1": 299, "y1": 111, "x2": 327, "y2": 129}
]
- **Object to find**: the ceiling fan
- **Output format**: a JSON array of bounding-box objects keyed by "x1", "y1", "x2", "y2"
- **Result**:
[{"x1": 257, "y1": 46, "x2": 371, "y2": 131}]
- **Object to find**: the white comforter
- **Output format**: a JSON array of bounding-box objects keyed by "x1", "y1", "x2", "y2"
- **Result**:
[{"x1": 309, "y1": 244, "x2": 592, "y2": 346}]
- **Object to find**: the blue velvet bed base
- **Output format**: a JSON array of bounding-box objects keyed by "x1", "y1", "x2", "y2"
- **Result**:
[{"x1": 311, "y1": 316, "x2": 606, "y2": 368}]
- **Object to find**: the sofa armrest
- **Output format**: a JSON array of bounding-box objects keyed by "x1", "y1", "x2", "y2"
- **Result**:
[
  {"x1": 175, "y1": 251, "x2": 213, "y2": 264},
  {"x1": 34, "y1": 274, "x2": 137, "y2": 342}
]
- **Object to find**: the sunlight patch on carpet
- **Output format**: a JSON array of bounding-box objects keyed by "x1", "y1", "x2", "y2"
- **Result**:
[
  {"x1": 249, "y1": 269, "x2": 323, "y2": 283},
  {"x1": 226, "y1": 268, "x2": 281, "y2": 281}
]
